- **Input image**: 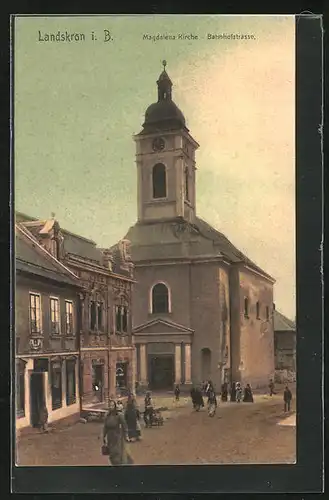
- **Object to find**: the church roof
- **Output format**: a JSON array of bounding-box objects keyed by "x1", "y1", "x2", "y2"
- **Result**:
[
  {"x1": 273, "y1": 310, "x2": 296, "y2": 332},
  {"x1": 124, "y1": 216, "x2": 275, "y2": 282}
]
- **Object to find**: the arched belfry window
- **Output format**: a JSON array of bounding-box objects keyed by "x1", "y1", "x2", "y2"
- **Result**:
[
  {"x1": 152, "y1": 283, "x2": 170, "y2": 314},
  {"x1": 185, "y1": 167, "x2": 190, "y2": 201},
  {"x1": 152, "y1": 163, "x2": 166, "y2": 199}
]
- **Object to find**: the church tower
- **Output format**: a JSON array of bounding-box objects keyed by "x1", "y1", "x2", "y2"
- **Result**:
[{"x1": 134, "y1": 61, "x2": 199, "y2": 224}]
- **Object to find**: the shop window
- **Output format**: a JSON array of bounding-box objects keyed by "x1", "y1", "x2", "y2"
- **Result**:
[
  {"x1": 51, "y1": 361, "x2": 62, "y2": 410},
  {"x1": 16, "y1": 360, "x2": 26, "y2": 417},
  {"x1": 66, "y1": 359, "x2": 76, "y2": 406}
]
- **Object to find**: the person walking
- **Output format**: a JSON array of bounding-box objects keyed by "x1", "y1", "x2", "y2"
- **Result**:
[
  {"x1": 39, "y1": 402, "x2": 48, "y2": 433},
  {"x1": 205, "y1": 380, "x2": 214, "y2": 399},
  {"x1": 143, "y1": 391, "x2": 153, "y2": 427},
  {"x1": 207, "y1": 389, "x2": 217, "y2": 417},
  {"x1": 283, "y1": 386, "x2": 292, "y2": 412},
  {"x1": 269, "y1": 379, "x2": 276, "y2": 396},
  {"x1": 236, "y1": 382, "x2": 243, "y2": 403},
  {"x1": 102, "y1": 399, "x2": 133, "y2": 465},
  {"x1": 174, "y1": 384, "x2": 180, "y2": 401},
  {"x1": 124, "y1": 394, "x2": 141, "y2": 442},
  {"x1": 243, "y1": 383, "x2": 254, "y2": 403},
  {"x1": 230, "y1": 382, "x2": 236, "y2": 402}
]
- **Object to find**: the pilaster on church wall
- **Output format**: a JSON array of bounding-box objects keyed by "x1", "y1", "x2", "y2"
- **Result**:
[{"x1": 218, "y1": 267, "x2": 231, "y2": 371}]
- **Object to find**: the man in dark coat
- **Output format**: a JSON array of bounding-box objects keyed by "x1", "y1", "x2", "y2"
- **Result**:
[
  {"x1": 283, "y1": 386, "x2": 292, "y2": 412},
  {"x1": 174, "y1": 385, "x2": 180, "y2": 401}
]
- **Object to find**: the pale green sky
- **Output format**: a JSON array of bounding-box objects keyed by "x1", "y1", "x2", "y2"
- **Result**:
[{"x1": 14, "y1": 15, "x2": 296, "y2": 320}]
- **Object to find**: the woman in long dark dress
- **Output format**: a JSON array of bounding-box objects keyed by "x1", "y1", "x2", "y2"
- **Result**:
[
  {"x1": 243, "y1": 384, "x2": 254, "y2": 402},
  {"x1": 125, "y1": 395, "x2": 141, "y2": 441},
  {"x1": 103, "y1": 399, "x2": 133, "y2": 465}
]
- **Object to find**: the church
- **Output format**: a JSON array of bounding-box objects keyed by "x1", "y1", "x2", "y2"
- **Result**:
[{"x1": 123, "y1": 62, "x2": 275, "y2": 391}]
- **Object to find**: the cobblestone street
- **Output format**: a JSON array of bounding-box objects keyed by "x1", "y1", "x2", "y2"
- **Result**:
[{"x1": 16, "y1": 393, "x2": 296, "y2": 466}]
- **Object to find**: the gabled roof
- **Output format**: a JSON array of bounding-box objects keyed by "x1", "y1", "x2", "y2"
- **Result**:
[
  {"x1": 16, "y1": 211, "x2": 135, "y2": 282},
  {"x1": 133, "y1": 317, "x2": 194, "y2": 335},
  {"x1": 273, "y1": 310, "x2": 296, "y2": 332},
  {"x1": 16, "y1": 224, "x2": 81, "y2": 288}
]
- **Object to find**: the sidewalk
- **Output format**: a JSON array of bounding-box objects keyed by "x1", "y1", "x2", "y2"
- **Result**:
[{"x1": 277, "y1": 412, "x2": 296, "y2": 427}]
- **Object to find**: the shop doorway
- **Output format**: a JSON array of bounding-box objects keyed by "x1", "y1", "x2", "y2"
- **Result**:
[
  {"x1": 149, "y1": 355, "x2": 174, "y2": 390},
  {"x1": 30, "y1": 372, "x2": 45, "y2": 427},
  {"x1": 92, "y1": 364, "x2": 104, "y2": 402}
]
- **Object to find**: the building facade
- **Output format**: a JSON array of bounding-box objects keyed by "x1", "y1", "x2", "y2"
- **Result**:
[
  {"x1": 273, "y1": 309, "x2": 296, "y2": 383},
  {"x1": 122, "y1": 64, "x2": 275, "y2": 391},
  {"x1": 16, "y1": 223, "x2": 82, "y2": 431},
  {"x1": 16, "y1": 213, "x2": 136, "y2": 407}
]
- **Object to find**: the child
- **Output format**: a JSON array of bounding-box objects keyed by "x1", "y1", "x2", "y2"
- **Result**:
[
  {"x1": 174, "y1": 384, "x2": 180, "y2": 401},
  {"x1": 236, "y1": 382, "x2": 243, "y2": 403}
]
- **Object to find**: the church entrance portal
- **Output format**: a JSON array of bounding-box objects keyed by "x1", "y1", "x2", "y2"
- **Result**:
[
  {"x1": 148, "y1": 355, "x2": 174, "y2": 390},
  {"x1": 201, "y1": 348, "x2": 211, "y2": 382}
]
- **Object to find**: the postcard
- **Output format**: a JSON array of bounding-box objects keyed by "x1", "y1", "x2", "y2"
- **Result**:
[{"x1": 11, "y1": 13, "x2": 323, "y2": 494}]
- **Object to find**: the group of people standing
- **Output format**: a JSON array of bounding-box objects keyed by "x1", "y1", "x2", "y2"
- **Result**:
[
  {"x1": 190, "y1": 379, "x2": 255, "y2": 417},
  {"x1": 224, "y1": 381, "x2": 254, "y2": 403},
  {"x1": 102, "y1": 390, "x2": 163, "y2": 466}
]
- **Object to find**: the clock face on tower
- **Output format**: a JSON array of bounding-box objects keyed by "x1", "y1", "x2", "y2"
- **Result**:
[{"x1": 152, "y1": 137, "x2": 165, "y2": 152}]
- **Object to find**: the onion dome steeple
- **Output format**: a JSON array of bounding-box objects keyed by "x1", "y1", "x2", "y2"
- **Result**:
[{"x1": 141, "y1": 61, "x2": 187, "y2": 134}]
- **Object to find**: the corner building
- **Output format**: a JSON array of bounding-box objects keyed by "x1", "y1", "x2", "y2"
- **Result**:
[{"x1": 124, "y1": 64, "x2": 275, "y2": 391}]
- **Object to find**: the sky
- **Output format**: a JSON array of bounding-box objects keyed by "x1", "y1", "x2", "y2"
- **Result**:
[{"x1": 14, "y1": 15, "x2": 296, "y2": 320}]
